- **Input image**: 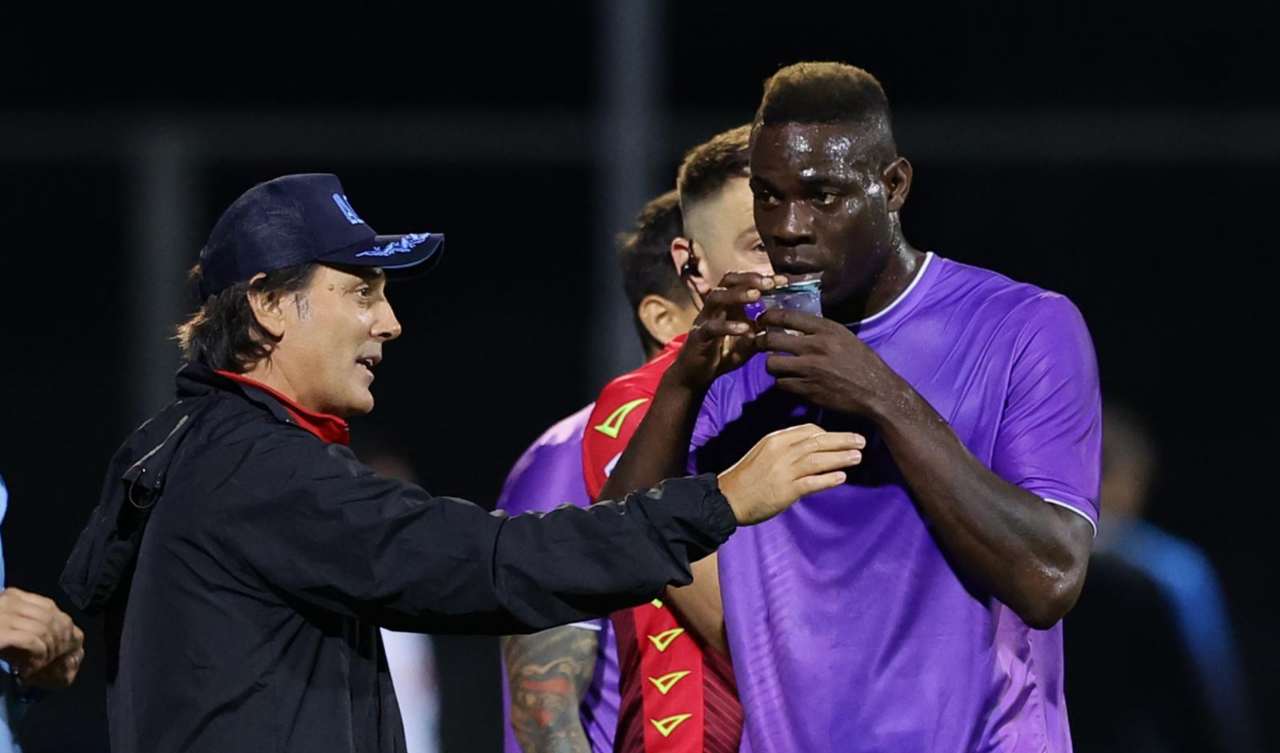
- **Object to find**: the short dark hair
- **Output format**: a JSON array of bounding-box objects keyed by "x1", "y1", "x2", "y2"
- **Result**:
[
  {"x1": 753, "y1": 62, "x2": 896, "y2": 161},
  {"x1": 676, "y1": 124, "x2": 752, "y2": 214},
  {"x1": 617, "y1": 190, "x2": 686, "y2": 349},
  {"x1": 177, "y1": 263, "x2": 318, "y2": 372}
]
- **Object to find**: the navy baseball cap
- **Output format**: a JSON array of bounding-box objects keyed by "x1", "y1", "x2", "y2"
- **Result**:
[{"x1": 197, "y1": 173, "x2": 445, "y2": 298}]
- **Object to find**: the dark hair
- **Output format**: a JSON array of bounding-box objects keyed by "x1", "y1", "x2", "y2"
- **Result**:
[
  {"x1": 676, "y1": 124, "x2": 752, "y2": 214},
  {"x1": 617, "y1": 190, "x2": 687, "y2": 350},
  {"x1": 176, "y1": 263, "x2": 318, "y2": 372},
  {"x1": 753, "y1": 62, "x2": 896, "y2": 161}
]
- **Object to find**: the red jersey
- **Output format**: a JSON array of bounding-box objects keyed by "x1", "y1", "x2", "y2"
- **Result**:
[{"x1": 582, "y1": 335, "x2": 742, "y2": 753}]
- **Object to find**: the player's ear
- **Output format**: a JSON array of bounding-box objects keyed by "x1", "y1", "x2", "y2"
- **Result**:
[
  {"x1": 670, "y1": 236, "x2": 712, "y2": 296},
  {"x1": 882, "y1": 157, "x2": 913, "y2": 213},
  {"x1": 246, "y1": 272, "x2": 288, "y2": 340},
  {"x1": 637, "y1": 293, "x2": 695, "y2": 347}
]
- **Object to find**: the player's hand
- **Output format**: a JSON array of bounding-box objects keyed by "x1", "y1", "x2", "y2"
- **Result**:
[
  {"x1": 718, "y1": 424, "x2": 864, "y2": 525},
  {"x1": 23, "y1": 643, "x2": 85, "y2": 689},
  {"x1": 667, "y1": 272, "x2": 788, "y2": 391},
  {"x1": 0, "y1": 587, "x2": 82, "y2": 679},
  {"x1": 758, "y1": 308, "x2": 906, "y2": 418}
]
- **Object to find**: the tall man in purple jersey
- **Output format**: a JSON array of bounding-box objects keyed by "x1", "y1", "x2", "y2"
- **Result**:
[
  {"x1": 602, "y1": 62, "x2": 1100, "y2": 752},
  {"x1": 498, "y1": 192, "x2": 698, "y2": 753}
]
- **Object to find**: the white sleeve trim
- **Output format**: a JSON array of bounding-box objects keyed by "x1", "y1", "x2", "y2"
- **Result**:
[
  {"x1": 1042, "y1": 497, "x2": 1098, "y2": 537},
  {"x1": 565, "y1": 620, "x2": 604, "y2": 632}
]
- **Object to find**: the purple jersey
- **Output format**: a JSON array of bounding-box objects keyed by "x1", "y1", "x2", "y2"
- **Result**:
[
  {"x1": 690, "y1": 254, "x2": 1101, "y2": 753},
  {"x1": 496, "y1": 404, "x2": 620, "y2": 753}
]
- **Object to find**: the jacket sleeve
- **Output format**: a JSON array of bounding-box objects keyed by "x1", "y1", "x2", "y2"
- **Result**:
[{"x1": 217, "y1": 437, "x2": 736, "y2": 634}]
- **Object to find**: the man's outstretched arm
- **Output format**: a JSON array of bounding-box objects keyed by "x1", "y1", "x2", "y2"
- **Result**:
[{"x1": 225, "y1": 419, "x2": 862, "y2": 636}]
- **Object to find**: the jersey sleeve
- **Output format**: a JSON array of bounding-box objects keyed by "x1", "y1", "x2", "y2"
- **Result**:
[
  {"x1": 582, "y1": 378, "x2": 657, "y2": 500},
  {"x1": 991, "y1": 293, "x2": 1103, "y2": 533}
]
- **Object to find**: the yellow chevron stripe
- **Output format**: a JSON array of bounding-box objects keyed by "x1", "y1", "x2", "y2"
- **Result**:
[
  {"x1": 648, "y1": 670, "x2": 692, "y2": 695},
  {"x1": 650, "y1": 713, "x2": 694, "y2": 738},
  {"x1": 592, "y1": 398, "x2": 649, "y2": 439},
  {"x1": 647, "y1": 627, "x2": 685, "y2": 652}
]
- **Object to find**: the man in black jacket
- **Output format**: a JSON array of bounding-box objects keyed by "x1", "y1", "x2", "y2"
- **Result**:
[{"x1": 61, "y1": 174, "x2": 863, "y2": 753}]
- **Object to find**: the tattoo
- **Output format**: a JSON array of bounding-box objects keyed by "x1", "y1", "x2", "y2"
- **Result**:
[{"x1": 502, "y1": 625, "x2": 599, "y2": 753}]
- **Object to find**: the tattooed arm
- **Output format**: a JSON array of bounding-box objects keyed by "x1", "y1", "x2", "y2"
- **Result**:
[{"x1": 502, "y1": 625, "x2": 600, "y2": 753}]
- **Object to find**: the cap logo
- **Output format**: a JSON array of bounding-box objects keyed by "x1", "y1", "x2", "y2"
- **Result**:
[
  {"x1": 355, "y1": 233, "x2": 431, "y2": 258},
  {"x1": 332, "y1": 193, "x2": 366, "y2": 225}
]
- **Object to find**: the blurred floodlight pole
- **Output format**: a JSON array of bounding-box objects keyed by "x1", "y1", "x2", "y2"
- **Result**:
[
  {"x1": 591, "y1": 0, "x2": 665, "y2": 390},
  {"x1": 130, "y1": 130, "x2": 198, "y2": 420}
]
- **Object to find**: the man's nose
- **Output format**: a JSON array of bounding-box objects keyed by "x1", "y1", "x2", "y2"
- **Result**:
[
  {"x1": 774, "y1": 201, "x2": 815, "y2": 246},
  {"x1": 375, "y1": 303, "x2": 402, "y2": 341}
]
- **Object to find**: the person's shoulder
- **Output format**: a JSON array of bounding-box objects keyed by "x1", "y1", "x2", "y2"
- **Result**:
[
  {"x1": 102, "y1": 393, "x2": 312, "y2": 529},
  {"x1": 500, "y1": 404, "x2": 592, "y2": 490},
  {"x1": 172, "y1": 394, "x2": 349, "y2": 495},
  {"x1": 110, "y1": 392, "x2": 225, "y2": 467},
  {"x1": 508, "y1": 405, "x2": 593, "y2": 476},
  {"x1": 596, "y1": 356, "x2": 668, "y2": 403},
  {"x1": 533, "y1": 403, "x2": 594, "y2": 447},
  {"x1": 932, "y1": 255, "x2": 1068, "y2": 306},
  {"x1": 197, "y1": 395, "x2": 329, "y2": 465},
  {"x1": 498, "y1": 405, "x2": 594, "y2": 514},
  {"x1": 930, "y1": 255, "x2": 1085, "y2": 331},
  {"x1": 588, "y1": 357, "x2": 668, "y2": 434}
]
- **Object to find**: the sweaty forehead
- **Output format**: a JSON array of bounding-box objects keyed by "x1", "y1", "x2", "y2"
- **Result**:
[{"x1": 751, "y1": 123, "x2": 878, "y2": 179}]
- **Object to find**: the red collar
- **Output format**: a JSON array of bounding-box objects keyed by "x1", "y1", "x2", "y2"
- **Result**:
[
  {"x1": 215, "y1": 370, "x2": 351, "y2": 446},
  {"x1": 648, "y1": 332, "x2": 687, "y2": 364}
]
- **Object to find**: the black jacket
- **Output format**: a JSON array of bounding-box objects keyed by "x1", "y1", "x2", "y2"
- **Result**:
[{"x1": 61, "y1": 364, "x2": 736, "y2": 753}]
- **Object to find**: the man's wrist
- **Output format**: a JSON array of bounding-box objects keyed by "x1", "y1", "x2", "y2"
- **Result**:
[
  {"x1": 865, "y1": 376, "x2": 927, "y2": 428},
  {"x1": 657, "y1": 363, "x2": 711, "y2": 401},
  {"x1": 699, "y1": 473, "x2": 739, "y2": 541}
]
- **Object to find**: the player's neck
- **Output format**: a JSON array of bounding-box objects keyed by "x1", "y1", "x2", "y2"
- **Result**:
[{"x1": 828, "y1": 239, "x2": 924, "y2": 325}]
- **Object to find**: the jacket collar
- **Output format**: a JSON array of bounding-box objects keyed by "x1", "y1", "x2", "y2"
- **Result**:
[{"x1": 177, "y1": 362, "x2": 351, "y2": 445}]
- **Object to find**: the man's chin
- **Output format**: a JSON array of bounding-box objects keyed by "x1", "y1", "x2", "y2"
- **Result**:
[
  {"x1": 333, "y1": 391, "x2": 375, "y2": 417},
  {"x1": 351, "y1": 394, "x2": 375, "y2": 416}
]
